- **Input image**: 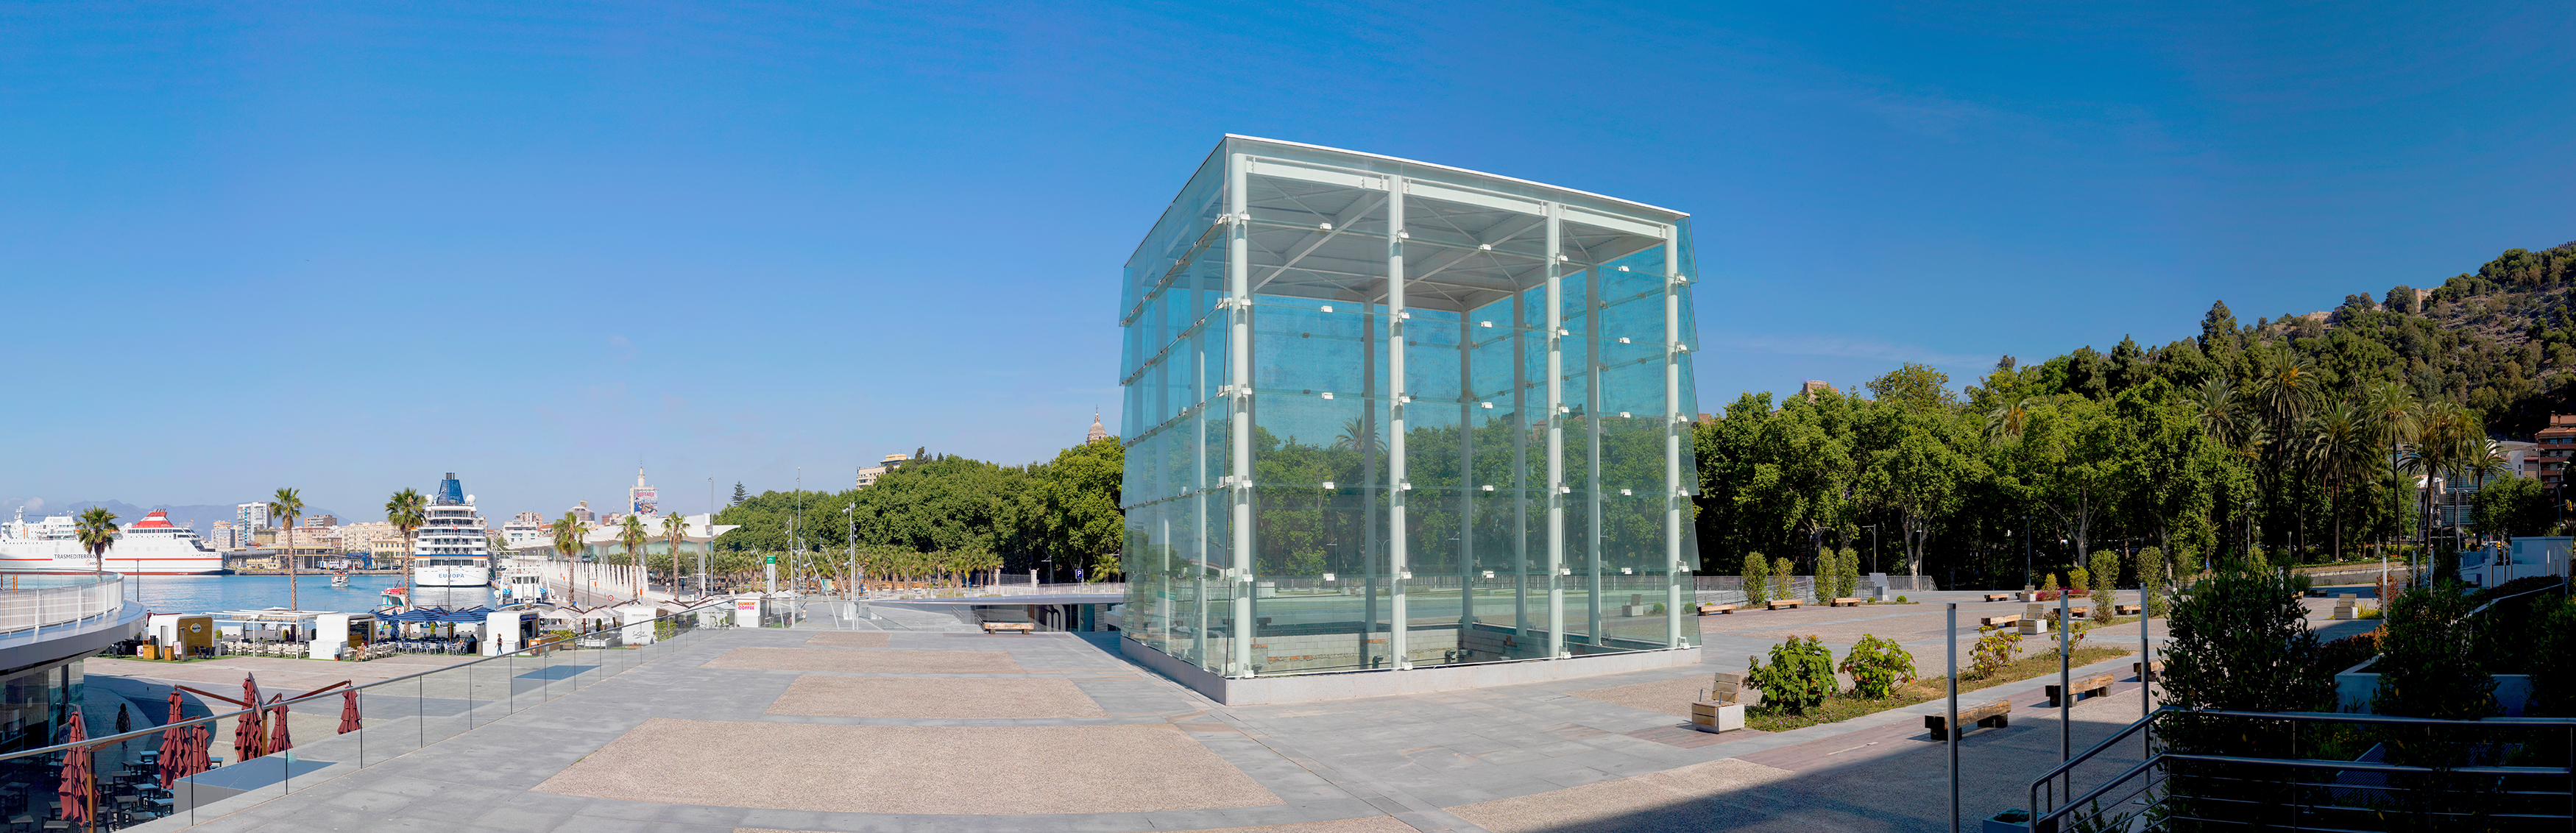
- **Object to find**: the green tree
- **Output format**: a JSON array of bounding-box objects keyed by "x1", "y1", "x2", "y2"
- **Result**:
[
  {"x1": 2302, "y1": 399, "x2": 2379, "y2": 559},
  {"x1": 552, "y1": 512, "x2": 587, "y2": 601},
  {"x1": 74, "y1": 506, "x2": 118, "y2": 579},
  {"x1": 384, "y1": 488, "x2": 426, "y2": 605},
  {"x1": 269, "y1": 488, "x2": 305, "y2": 611},
  {"x1": 2469, "y1": 474, "x2": 2551, "y2": 538},
  {"x1": 1741, "y1": 550, "x2": 1768, "y2": 605},
  {"x1": 662, "y1": 512, "x2": 693, "y2": 594},
  {"x1": 618, "y1": 514, "x2": 649, "y2": 599}
]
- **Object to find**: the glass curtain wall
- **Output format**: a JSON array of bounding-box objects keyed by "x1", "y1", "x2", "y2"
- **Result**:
[{"x1": 1122, "y1": 136, "x2": 1703, "y2": 679}]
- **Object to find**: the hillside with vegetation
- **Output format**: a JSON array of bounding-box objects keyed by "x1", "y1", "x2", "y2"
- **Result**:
[{"x1": 1690, "y1": 241, "x2": 2576, "y2": 587}]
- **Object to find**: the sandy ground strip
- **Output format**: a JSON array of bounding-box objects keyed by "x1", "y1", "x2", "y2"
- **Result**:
[
  {"x1": 538, "y1": 717, "x2": 1280, "y2": 814},
  {"x1": 701, "y1": 646, "x2": 1023, "y2": 674},
  {"x1": 766, "y1": 675, "x2": 1108, "y2": 719},
  {"x1": 802, "y1": 631, "x2": 893, "y2": 648}
]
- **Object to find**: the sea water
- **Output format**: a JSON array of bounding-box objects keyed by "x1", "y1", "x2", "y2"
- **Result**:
[{"x1": 13, "y1": 573, "x2": 493, "y2": 615}]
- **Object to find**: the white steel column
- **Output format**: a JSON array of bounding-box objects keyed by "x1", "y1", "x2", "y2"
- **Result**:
[
  {"x1": 1193, "y1": 315, "x2": 1211, "y2": 664},
  {"x1": 1663, "y1": 229, "x2": 1686, "y2": 648},
  {"x1": 1385, "y1": 176, "x2": 1410, "y2": 670},
  {"x1": 1585, "y1": 251, "x2": 1603, "y2": 645},
  {"x1": 1227, "y1": 153, "x2": 1256, "y2": 677},
  {"x1": 1544, "y1": 202, "x2": 1567, "y2": 659}
]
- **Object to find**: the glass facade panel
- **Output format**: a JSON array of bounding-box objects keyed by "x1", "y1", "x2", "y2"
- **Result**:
[{"x1": 1123, "y1": 137, "x2": 1703, "y2": 678}]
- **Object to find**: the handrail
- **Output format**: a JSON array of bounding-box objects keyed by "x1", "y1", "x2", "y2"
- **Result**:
[
  {"x1": 2031, "y1": 706, "x2": 2576, "y2": 830},
  {"x1": 0, "y1": 596, "x2": 735, "y2": 766}
]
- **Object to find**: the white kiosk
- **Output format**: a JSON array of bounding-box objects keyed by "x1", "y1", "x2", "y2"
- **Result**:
[
  {"x1": 484, "y1": 609, "x2": 541, "y2": 656},
  {"x1": 617, "y1": 606, "x2": 658, "y2": 647},
  {"x1": 309, "y1": 612, "x2": 378, "y2": 660}
]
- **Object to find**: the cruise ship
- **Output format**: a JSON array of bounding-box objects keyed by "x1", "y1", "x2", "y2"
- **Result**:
[
  {"x1": 411, "y1": 473, "x2": 493, "y2": 588},
  {"x1": 0, "y1": 508, "x2": 229, "y2": 574}
]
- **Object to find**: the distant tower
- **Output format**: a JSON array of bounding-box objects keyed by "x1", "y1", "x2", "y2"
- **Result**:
[
  {"x1": 1086, "y1": 410, "x2": 1108, "y2": 444},
  {"x1": 630, "y1": 467, "x2": 659, "y2": 515}
]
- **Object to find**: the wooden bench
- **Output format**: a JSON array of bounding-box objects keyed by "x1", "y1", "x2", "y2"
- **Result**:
[
  {"x1": 2045, "y1": 672, "x2": 2115, "y2": 707},
  {"x1": 2134, "y1": 660, "x2": 2162, "y2": 681},
  {"x1": 1767, "y1": 599, "x2": 1802, "y2": 610},
  {"x1": 1984, "y1": 593, "x2": 2013, "y2": 603},
  {"x1": 1978, "y1": 614, "x2": 2020, "y2": 628},
  {"x1": 1696, "y1": 603, "x2": 1736, "y2": 615},
  {"x1": 2113, "y1": 604, "x2": 2140, "y2": 616},
  {"x1": 1925, "y1": 699, "x2": 2011, "y2": 740},
  {"x1": 980, "y1": 621, "x2": 1036, "y2": 634},
  {"x1": 1830, "y1": 598, "x2": 1864, "y2": 607},
  {"x1": 2045, "y1": 606, "x2": 2090, "y2": 620}
]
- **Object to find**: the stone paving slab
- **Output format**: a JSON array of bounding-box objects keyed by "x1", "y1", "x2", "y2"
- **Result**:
[
  {"x1": 740, "y1": 816, "x2": 1421, "y2": 833},
  {"x1": 765, "y1": 676, "x2": 1107, "y2": 719},
  {"x1": 701, "y1": 646, "x2": 1024, "y2": 674},
  {"x1": 534, "y1": 717, "x2": 1283, "y2": 815}
]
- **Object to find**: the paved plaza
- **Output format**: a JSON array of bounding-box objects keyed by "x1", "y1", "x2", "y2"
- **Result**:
[{"x1": 88, "y1": 586, "x2": 2368, "y2": 832}]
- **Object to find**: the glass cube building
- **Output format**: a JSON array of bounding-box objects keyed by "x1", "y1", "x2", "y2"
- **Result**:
[{"x1": 1120, "y1": 136, "x2": 1703, "y2": 681}]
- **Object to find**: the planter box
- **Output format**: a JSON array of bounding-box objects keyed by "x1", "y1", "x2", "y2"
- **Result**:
[
  {"x1": 1688, "y1": 700, "x2": 1744, "y2": 733},
  {"x1": 2334, "y1": 656, "x2": 2533, "y2": 716}
]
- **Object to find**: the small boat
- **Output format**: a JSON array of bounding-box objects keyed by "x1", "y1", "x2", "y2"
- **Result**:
[
  {"x1": 330, "y1": 572, "x2": 351, "y2": 588},
  {"x1": 380, "y1": 586, "x2": 408, "y2": 607}
]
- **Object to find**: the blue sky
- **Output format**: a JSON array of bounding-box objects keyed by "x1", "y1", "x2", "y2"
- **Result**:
[{"x1": 4, "y1": 1, "x2": 2572, "y2": 524}]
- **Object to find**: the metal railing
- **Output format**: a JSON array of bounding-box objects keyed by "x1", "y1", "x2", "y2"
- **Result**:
[
  {"x1": 0, "y1": 575, "x2": 124, "y2": 635},
  {"x1": 1, "y1": 598, "x2": 738, "y2": 830},
  {"x1": 2031, "y1": 707, "x2": 2576, "y2": 832}
]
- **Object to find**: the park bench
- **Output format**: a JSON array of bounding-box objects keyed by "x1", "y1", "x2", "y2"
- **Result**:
[
  {"x1": 1984, "y1": 593, "x2": 2013, "y2": 603},
  {"x1": 2113, "y1": 603, "x2": 2141, "y2": 617},
  {"x1": 2134, "y1": 660, "x2": 2162, "y2": 681},
  {"x1": 1690, "y1": 672, "x2": 1750, "y2": 733},
  {"x1": 1830, "y1": 598, "x2": 1864, "y2": 607},
  {"x1": 2330, "y1": 593, "x2": 2358, "y2": 620},
  {"x1": 1978, "y1": 614, "x2": 2020, "y2": 628},
  {"x1": 1925, "y1": 699, "x2": 2011, "y2": 740},
  {"x1": 2044, "y1": 606, "x2": 2090, "y2": 620},
  {"x1": 980, "y1": 621, "x2": 1036, "y2": 634},
  {"x1": 2045, "y1": 672, "x2": 2115, "y2": 707},
  {"x1": 1696, "y1": 603, "x2": 1736, "y2": 615},
  {"x1": 1767, "y1": 598, "x2": 1802, "y2": 611}
]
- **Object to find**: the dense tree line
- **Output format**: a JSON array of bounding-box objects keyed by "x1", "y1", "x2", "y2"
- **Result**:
[
  {"x1": 707, "y1": 436, "x2": 1125, "y2": 582},
  {"x1": 1693, "y1": 242, "x2": 2576, "y2": 586}
]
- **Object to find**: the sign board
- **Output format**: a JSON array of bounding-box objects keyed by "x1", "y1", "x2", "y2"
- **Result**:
[
  {"x1": 765, "y1": 555, "x2": 776, "y2": 565},
  {"x1": 735, "y1": 597, "x2": 761, "y2": 628}
]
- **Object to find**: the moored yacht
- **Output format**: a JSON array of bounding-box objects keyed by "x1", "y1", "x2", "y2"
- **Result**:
[{"x1": 410, "y1": 473, "x2": 492, "y2": 588}]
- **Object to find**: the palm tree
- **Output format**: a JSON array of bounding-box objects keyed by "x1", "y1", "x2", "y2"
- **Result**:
[
  {"x1": 661, "y1": 513, "x2": 690, "y2": 598},
  {"x1": 618, "y1": 514, "x2": 648, "y2": 601},
  {"x1": 551, "y1": 513, "x2": 587, "y2": 604},
  {"x1": 2360, "y1": 382, "x2": 2419, "y2": 567},
  {"x1": 2302, "y1": 400, "x2": 2378, "y2": 562},
  {"x1": 269, "y1": 488, "x2": 305, "y2": 611},
  {"x1": 1985, "y1": 395, "x2": 2042, "y2": 442},
  {"x1": 384, "y1": 488, "x2": 427, "y2": 608},
  {"x1": 2400, "y1": 402, "x2": 2485, "y2": 572},
  {"x1": 2194, "y1": 377, "x2": 2246, "y2": 449},
  {"x1": 74, "y1": 507, "x2": 119, "y2": 581}
]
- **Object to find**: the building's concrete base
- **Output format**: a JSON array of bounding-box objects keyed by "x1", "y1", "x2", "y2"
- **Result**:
[{"x1": 1122, "y1": 635, "x2": 1702, "y2": 705}]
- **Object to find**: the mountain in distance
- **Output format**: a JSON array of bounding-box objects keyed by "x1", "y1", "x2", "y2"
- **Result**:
[
  {"x1": 28, "y1": 500, "x2": 347, "y2": 536},
  {"x1": 2012, "y1": 241, "x2": 2576, "y2": 438}
]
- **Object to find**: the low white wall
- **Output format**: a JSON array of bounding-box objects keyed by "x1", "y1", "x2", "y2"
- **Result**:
[
  {"x1": 1122, "y1": 634, "x2": 1701, "y2": 705},
  {"x1": 2334, "y1": 657, "x2": 2535, "y2": 717}
]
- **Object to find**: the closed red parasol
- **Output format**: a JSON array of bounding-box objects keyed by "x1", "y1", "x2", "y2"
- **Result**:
[
  {"x1": 158, "y1": 690, "x2": 188, "y2": 789},
  {"x1": 57, "y1": 711, "x2": 93, "y2": 827},
  {"x1": 186, "y1": 723, "x2": 213, "y2": 776},
  {"x1": 338, "y1": 690, "x2": 361, "y2": 734},
  {"x1": 268, "y1": 696, "x2": 292, "y2": 754},
  {"x1": 234, "y1": 674, "x2": 266, "y2": 761}
]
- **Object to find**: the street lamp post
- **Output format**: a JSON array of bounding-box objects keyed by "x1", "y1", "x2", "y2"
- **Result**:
[
  {"x1": 2021, "y1": 515, "x2": 2032, "y2": 590},
  {"x1": 844, "y1": 503, "x2": 856, "y2": 603}
]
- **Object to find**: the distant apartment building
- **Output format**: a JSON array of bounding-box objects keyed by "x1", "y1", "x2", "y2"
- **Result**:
[
  {"x1": 303, "y1": 514, "x2": 339, "y2": 528},
  {"x1": 567, "y1": 500, "x2": 597, "y2": 526},
  {"x1": 236, "y1": 502, "x2": 271, "y2": 537},
  {"x1": 503, "y1": 515, "x2": 548, "y2": 548},
  {"x1": 854, "y1": 453, "x2": 912, "y2": 488},
  {"x1": 210, "y1": 520, "x2": 236, "y2": 550},
  {"x1": 337, "y1": 521, "x2": 395, "y2": 553},
  {"x1": 2538, "y1": 414, "x2": 2576, "y2": 487}
]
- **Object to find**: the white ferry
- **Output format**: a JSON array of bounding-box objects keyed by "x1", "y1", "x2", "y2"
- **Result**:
[
  {"x1": 0, "y1": 508, "x2": 229, "y2": 575},
  {"x1": 411, "y1": 473, "x2": 492, "y2": 588}
]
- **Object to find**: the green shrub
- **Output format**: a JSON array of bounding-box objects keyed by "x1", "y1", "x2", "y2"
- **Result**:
[
  {"x1": 1895, "y1": 595, "x2": 1909, "y2": 603},
  {"x1": 2041, "y1": 573, "x2": 2059, "y2": 592},
  {"x1": 1837, "y1": 634, "x2": 1917, "y2": 698},
  {"x1": 1741, "y1": 551, "x2": 1769, "y2": 606},
  {"x1": 2087, "y1": 550, "x2": 2117, "y2": 603},
  {"x1": 1746, "y1": 635, "x2": 1837, "y2": 715},
  {"x1": 1650, "y1": 602, "x2": 1666, "y2": 615},
  {"x1": 1774, "y1": 556, "x2": 1794, "y2": 600},
  {"x1": 2529, "y1": 596, "x2": 2576, "y2": 717},
  {"x1": 1815, "y1": 547, "x2": 1836, "y2": 604},
  {"x1": 1836, "y1": 547, "x2": 1861, "y2": 599},
  {"x1": 1969, "y1": 625, "x2": 2021, "y2": 679},
  {"x1": 2374, "y1": 581, "x2": 2497, "y2": 720},
  {"x1": 2068, "y1": 567, "x2": 2090, "y2": 603}
]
